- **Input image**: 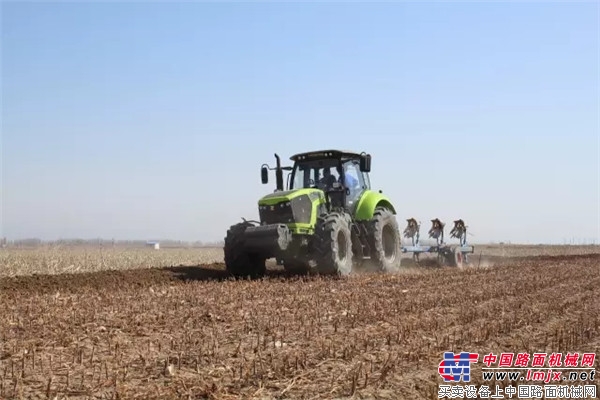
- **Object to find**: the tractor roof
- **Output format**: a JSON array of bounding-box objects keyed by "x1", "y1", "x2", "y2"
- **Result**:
[{"x1": 289, "y1": 149, "x2": 364, "y2": 162}]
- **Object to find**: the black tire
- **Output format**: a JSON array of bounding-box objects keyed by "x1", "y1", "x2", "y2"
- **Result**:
[
  {"x1": 440, "y1": 247, "x2": 464, "y2": 268},
  {"x1": 223, "y1": 222, "x2": 266, "y2": 279},
  {"x1": 313, "y1": 212, "x2": 354, "y2": 276},
  {"x1": 368, "y1": 207, "x2": 401, "y2": 273},
  {"x1": 454, "y1": 247, "x2": 465, "y2": 268},
  {"x1": 439, "y1": 248, "x2": 453, "y2": 267}
]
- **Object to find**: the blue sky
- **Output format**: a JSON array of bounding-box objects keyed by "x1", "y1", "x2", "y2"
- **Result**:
[{"x1": 2, "y1": 1, "x2": 598, "y2": 244}]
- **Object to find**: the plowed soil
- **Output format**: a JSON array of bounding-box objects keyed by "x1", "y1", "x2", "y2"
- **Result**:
[{"x1": 1, "y1": 253, "x2": 599, "y2": 399}]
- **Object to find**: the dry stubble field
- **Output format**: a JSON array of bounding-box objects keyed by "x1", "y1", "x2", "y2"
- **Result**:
[{"x1": 0, "y1": 244, "x2": 599, "y2": 399}]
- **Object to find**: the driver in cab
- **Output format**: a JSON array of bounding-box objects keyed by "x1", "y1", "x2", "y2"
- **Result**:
[{"x1": 318, "y1": 168, "x2": 337, "y2": 190}]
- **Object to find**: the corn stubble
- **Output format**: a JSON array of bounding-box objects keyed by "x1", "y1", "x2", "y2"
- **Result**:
[
  {"x1": 0, "y1": 247, "x2": 225, "y2": 278},
  {"x1": 0, "y1": 248, "x2": 599, "y2": 399}
]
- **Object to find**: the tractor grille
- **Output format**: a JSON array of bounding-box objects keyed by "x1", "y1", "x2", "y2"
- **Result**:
[
  {"x1": 259, "y1": 203, "x2": 295, "y2": 225},
  {"x1": 259, "y1": 195, "x2": 313, "y2": 225}
]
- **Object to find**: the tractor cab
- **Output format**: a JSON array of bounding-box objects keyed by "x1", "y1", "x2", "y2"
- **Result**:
[{"x1": 262, "y1": 150, "x2": 372, "y2": 213}]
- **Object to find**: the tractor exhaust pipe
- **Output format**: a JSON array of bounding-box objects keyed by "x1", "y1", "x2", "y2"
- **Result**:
[{"x1": 274, "y1": 153, "x2": 284, "y2": 191}]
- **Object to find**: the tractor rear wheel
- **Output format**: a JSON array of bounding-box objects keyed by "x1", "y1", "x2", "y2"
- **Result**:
[
  {"x1": 368, "y1": 207, "x2": 401, "y2": 273},
  {"x1": 224, "y1": 222, "x2": 266, "y2": 279},
  {"x1": 313, "y1": 212, "x2": 353, "y2": 276}
]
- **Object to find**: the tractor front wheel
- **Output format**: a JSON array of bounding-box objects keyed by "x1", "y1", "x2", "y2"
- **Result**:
[
  {"x1": 224, "y1": 222, "x2": 266, "y2": 279},
  {"x1": 313, "y1": 212, "x2": 354, "y2": 276},
  {"x1": 368, "y1": 207, "x2": 402, "y2": 273}
]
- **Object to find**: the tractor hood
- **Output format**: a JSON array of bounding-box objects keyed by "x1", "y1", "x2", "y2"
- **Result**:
[
  {"x1": 258, "y1": 188, "x2": 323, "y2": 206},
  {"x1": 257, "y1": 188, "x2": 326, "y2": 230}
]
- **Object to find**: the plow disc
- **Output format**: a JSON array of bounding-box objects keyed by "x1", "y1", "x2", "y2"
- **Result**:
[{"x1": 401, "y1": 218, "x2": 474, "y2": 267}]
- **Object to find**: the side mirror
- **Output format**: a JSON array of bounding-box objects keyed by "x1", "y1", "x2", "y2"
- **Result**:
[
  {"x1": 360, "y1": 154, "x2": 371, "y2": 172},
  {"x1": 261, "y1": 166, "x2": 268, "y2": 184}
]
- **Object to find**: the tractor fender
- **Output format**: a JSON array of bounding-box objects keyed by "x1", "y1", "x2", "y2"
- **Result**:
[{"x1": 354, "y1": 190, "x2": 397, "y2": 221}]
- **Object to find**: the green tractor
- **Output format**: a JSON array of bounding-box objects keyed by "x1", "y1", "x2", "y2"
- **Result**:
[{"x1": 223, "y1": 149, "x2": 402, "y2": 277}]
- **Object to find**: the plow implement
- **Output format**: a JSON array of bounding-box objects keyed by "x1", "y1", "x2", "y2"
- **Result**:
[{"x1": 401, "y1": 218, "x2": 474, "y2": 267}]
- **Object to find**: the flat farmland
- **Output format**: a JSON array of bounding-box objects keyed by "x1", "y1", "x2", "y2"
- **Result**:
[
  {"x1": 0, "y1": 245, "x2": 599, "y2": 399},
  {"x1": 0, "y1": 246, "x2": 225, "y2": 278},
  {"x1": 2, "y1": 244, "x2": 599, "y2": 278}
]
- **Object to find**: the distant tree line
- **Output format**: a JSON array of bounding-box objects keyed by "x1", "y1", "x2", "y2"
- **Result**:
[{"x1": 0, "y1": 237, "x2": 224, "y2": 248}]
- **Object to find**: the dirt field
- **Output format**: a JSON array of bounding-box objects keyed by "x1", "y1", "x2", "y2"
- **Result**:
[
  {"x1": 0, "y1": 245, "x2": 599, "y2": 399},
  {"x1": 1, "y1": 244, "x2": 599, "y2": 278}
]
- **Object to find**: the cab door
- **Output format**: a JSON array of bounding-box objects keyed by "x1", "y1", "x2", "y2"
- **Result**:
[{"x1": 342, "y1": 160, "x2": 368, "y2": 212}]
